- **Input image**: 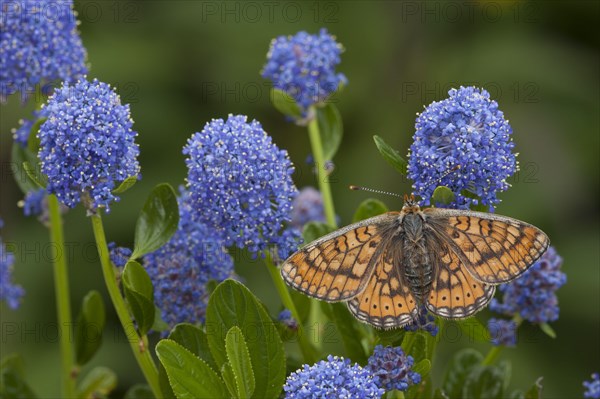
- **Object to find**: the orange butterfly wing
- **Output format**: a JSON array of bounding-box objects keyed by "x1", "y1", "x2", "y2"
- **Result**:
[
  {"x1": 347, "y1": 243, "x2": 418, "y2": 329},
  {"x1": 424, "y1": 208, "x2": 549, "y2": 284},
  {"x1": 281, "y1": 213, "x2": 398, "y2": 302}
]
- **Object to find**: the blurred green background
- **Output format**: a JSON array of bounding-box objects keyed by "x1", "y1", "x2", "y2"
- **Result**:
[{"x1": 1, "y1": 1, "x2": 598, "y2": 397}]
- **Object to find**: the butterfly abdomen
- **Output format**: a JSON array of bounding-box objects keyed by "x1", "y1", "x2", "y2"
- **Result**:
[{"x1": 401, "y1": 212, "x2": 435, "y2": 302}]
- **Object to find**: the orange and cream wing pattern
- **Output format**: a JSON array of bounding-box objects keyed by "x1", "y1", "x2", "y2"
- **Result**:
[
  {"x1": 280, "y1": 214, "x2": 398, "y2": 302},
  {"x1": 426, "y1": 238, "x2": 495, "y2": 318},
  {"x1": 347, "y1": 244, "x2": 418, "y2": 329},
  {"x1": 425, "y1": 208, "x2": 550, "y2": 284}
]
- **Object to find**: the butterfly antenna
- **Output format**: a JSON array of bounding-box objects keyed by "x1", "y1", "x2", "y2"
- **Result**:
[
  {"x1": 425, "y1": 165, "x2": 461, "y2": 190},
  {"x1": 349, "y1": 185, "x2": 403, "y2": 198}
]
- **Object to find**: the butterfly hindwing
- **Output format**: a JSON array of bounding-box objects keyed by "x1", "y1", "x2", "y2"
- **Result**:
[
  {"x1": 425, "y1": 236, "x2": 495, "y2": 318},
  {"x1": 281, "y1": 213, "x2": 399, "y2": 302},
  {"x1": 347, "y1": 243, "x2": 418, "y2": 329},
  {"x1": 424, "y1": 208, "x2": 549, "y2": 284}
]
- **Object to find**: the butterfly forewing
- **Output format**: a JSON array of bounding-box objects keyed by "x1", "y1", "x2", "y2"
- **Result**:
[
  {"x1": 424, "y1": 208, "x2": 550, "y2": 284},
  {"x1": 281, "y1": 213, "x2": 399, "y2": 302},
  {"x1": 347, "y1": 243, "x2": 418, "y2": 329},
  {"x1": 425, "y1": 236, "x2": 495, "y2": 318}
]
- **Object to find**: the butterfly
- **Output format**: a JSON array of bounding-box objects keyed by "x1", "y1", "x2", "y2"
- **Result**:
[{"x1": 281, "y1": 195, "x2": 549, "y2": 329}]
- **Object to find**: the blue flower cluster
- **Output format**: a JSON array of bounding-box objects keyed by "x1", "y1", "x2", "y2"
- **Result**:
[
  {"x1": 487, "y1": 318, "x2": 517, "y2": 347},
  {"x1": 407, "y1": 87, "x2": 517, "y2": 210},
  {"x1": 12, "y1": 109, "x2": 48, "y2": 146},
  {"x1": 404, "y1": 306, "x2": 438, "y2": 336},
  {"x1": 143, "y1": 188, "x2": 234, "y2": 329},
  {"x1": 490, "y1": 246, "x2": 565, "y2": 323},
  {"x1": 0, "y1": 0, "x2": 87, "y2": 100},
  {"x1": 278, "y1": 309, "x2": 298, "y2": 330},
  {"x1": 290, "y1": 187, "x2": 326, "y2": 230},
  {"x1": 584, "y1": 373, "x2": 600, "y2": 399},
  {"x1": 184, "y1": 114, "x2": 301, "y2": 259},
  {"x1": 262, "y1": 29, "x2": 347, "y2": 114},
  {"x1": 38, "y1": 79, "x2": 140, "y2": 212},
  {"x1": 366, "y1": 345, "x2": 421, "y2": 392},
  {"x1": 108, "y1": 242, "x2": 132, "y2": 268},
  {"x1": 283, "y1": 355, "x2": 384, "y2": 398},
  {"x1": 0, "y1": 219, "x2": 25, "y2": 309}
]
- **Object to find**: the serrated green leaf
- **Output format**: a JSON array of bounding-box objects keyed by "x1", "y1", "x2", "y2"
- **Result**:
[
  {"x1": 76, "y1": 367, "x2": 117, "y2": 399},
  {"x1": 22, "y1": 161, "x2": 45, "y2": 189},
  {"x1": 414, "y1": 359, "x2": 432, "y2": 378},
  {"x1": 539, "y1": 323, "x2": 556, "y2": 338},
  {"x1": 132, "y1": 183, "x2": 179, "y2": 259},
  {"x1": 124, "y1": 384, "x2": 154, "y2": 399},
  {"x1": 352, "y1": 198, "x2": 389, "y2": 223},
  {"x1": 1, "y1": 353, "x2": 37, "y2": 399},
  {"x1": 11, "y1": 143, "x2": 40, "y2": 194},
  {"x1": 113, "y1": 175, "x2": 139, "y2": 194},
  {"x1": 75, "y1": 290, "x2": 106, "y2": 366},
  {"x1": 225, "y1": 327, "x2": 255, "y2": 399},
  {"x1": 317, "y1": 103, "x2": 343, "y2": 161},
  {"x1": 122, "y1": 261, "x2": 155, "y2": 336},
  {"x1": 524, "y1": 377, "x2": 543, "y2": 399},
  {"x1": 323, "y1": 302, "x2": 368, "y2": 365},
  {"x1": 463, "y1": 365, "x2": 506, "y2": 399},
  {"x1": 221, "y1": 363, "x2": 237, "y2": 398},
  {"x1": 432, "y1": 186, "x2": 455, "y2": 206},
  {"x1": 169, "y1": 323, "x2": 217, "y2": 372},
  {"x1": 376, "y1": 328, "x2": 406, "y2": 346},
  {"x1": 442, "y1": 348, "x2": 484, "y2": 399},
  {"x1": 373, "y1": 135, "x2": 408, "y2": 175},
  {"x1": 453, "y1": 318, "x2": 488, "y2": 343},
  {"x1": 156, "y1": 340, "x2": 228, "y2": 399},
  {"x1": 26, "y1": 117, "x2": 45, "y2": 154},
  {"x1": 158, "y1": 363, "x2": 176, "y2": 399},
  {"x1": 271, "y1": 89, "x2": 302, "y2": 118},
  {"x1": 206, "y1": 280, "x2": 285, "y2": 399},
  {"x1": 302, "y1": 222, "x2": 334, "y2": 245}
]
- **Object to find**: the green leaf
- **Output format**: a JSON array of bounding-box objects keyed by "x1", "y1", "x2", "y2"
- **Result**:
[
  {"x1": 302, "y1": 222, "x2": 335, "y2": 245},
  {"x1": 168, "y1": 323, "x2": 217, "y2": 372},
  {"x1": 75, "y1": 290, "x2": 106, "y2": 366},
  {"x1": 132, "y1": 183, "x2": 179, "y2": 259},
  {"x1": 352, "y1": 198, "x2": 389, "y2": 223},
  {"x1": 376, "y1": 328, "x2": 406, "y2": 346},
  {"x1": 524, "y1": 377, "x2": 543, "y2": 399},
  {"x1": 156, "y1": 339, "x2": 228, "y2": 399},
  {"x1": 317, "y1": 103, "x2": 343, "y2": 161},
  {"x1": 432, "y1": 186, "x2": 455, "y2": 206},
  {"x1": 539, "y1": 323, "x2": 557, "y2": 339},
  {"x1": 26, "y1": 117, "x2": 45, "y2": 154},
  {"x1": 11, "y1": 143, "x2": 40, "y2": 194},
  {"x1": 453, "y1": 318, "x2": 489, "y2": 343},
  {"x1": 442, "y1": 348, "x2": 484, "y2": 399},
  {"x1": 76, "y1": 367, "x2": 117, "y2": 399},
  {"x1": 122, "y1": 261, "x2": 155, "y2": 336},
  {"x1": 22, "y1": 161, "x2": 45, "y2": 189},
  {"x1": 221, "y1": 363, "x2": 237, "y2": 398},
  {"x1": 206, "y1": 280, "x2": 286, "y2": 399},
  {"x1": 1, "y1": 353, "x2": 37, "y2": 399},
  {"x1": 270, "y1": 89, "x2": 302, "y2": 118},
  {"x1": 323, "y1": 302, "x2": 368, "y2": 365},
  {"x1": 158, "y1": 363, "x2": 176, "y2": 399},
  {"x1": 152, "y1": 306, "x2": 170, "y2": 333},
  {"x1": 373, "y1": 135, "x2": 408, "y2": 175},
  {"x1": 124, "y1": 384, "x2": 154, "y2": 399},
  {"x1": 463, "y1": 365, "x2": 506, "y2": 399},
  {"x1": 113, "y1": 175, "x2": 139, "y2": 194},
  {"x1": 225, "y1": 326, "x2": 255, "y2": 399},
  {"x1": 414, "y1": 359, "x2": 432, "y2": 379}
]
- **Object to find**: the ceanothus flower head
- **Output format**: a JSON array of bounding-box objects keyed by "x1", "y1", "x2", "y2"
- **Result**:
[
  {"x1": 262, "y1": 28, "x2": 347, "y2": 114},
  {"x1": 490, "y1": 246, "x2": 565, "y2": 324},
  {"x1": 38, "y1": 78, "x2": 140, "y2": 212},
  {"x1": 184, "y1": 114, "x2": 301, "y2": 259},
  {"x1": 0, "y1": 219, "x2": 25, "y2": 309},
  {"x1": 290, "y1": 187, "x2": 325, "y2": 229},
  {"x1": 1, "y1": 0, "x2": 88, "y2": 100},
  {"x1": 404, "y1": 306, "x2": 438, "y2": 336},
  {"x1": 407, "y1": 86, "x2": 517, "y2": 210},
  {"x1": 487, "y1": 318, "x2": 517, "y2": 347},
  {"x1": 108, "y1": 242, "x2": 131, "y2": 269},
  {"x1": 12, "y1": 108, "x2": 48, "y2": 146},
  {"x1": 143, "y1": 188, "x2": 235, "y2": 330},
  {"x1": 584, "y1": 373, "x2": 600, "y2": 399},
  {"x1": 278, "y1": 309, "x2": 298, "y2": 331},
  {"x1": 366, "y1": 345, "x2": 421, "y2": 392},
  {"x1": 283, "y1": 355, "x2": 384, "y2": 399}
]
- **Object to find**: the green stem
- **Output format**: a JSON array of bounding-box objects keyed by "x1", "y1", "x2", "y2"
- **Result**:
[
  {"x1": 90, "y1": 212, "x2": 162, "y2": 398},
  {"x1": 48, "y1": 195, "x2": 76, "y2": 398},
  {"x1": 307, "y1": 107, "x2": 337, "y2": 228},
  {"x1": 264, "y1": 252, "x2": 316, "y2": 363}
]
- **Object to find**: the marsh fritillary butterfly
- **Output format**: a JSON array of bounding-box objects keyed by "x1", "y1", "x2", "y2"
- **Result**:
[{"x1": 281, "y1": 195, "x2": 549, "y2": 329}]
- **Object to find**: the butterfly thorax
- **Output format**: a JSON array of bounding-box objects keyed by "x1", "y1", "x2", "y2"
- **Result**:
[{"x1": 401, "y1": 211, "x2": 434, "y2": 302}]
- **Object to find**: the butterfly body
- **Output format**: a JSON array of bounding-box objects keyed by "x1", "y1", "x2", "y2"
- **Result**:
[{"x1": 282, "y1": 196, "x2": 549, "y2": 329}]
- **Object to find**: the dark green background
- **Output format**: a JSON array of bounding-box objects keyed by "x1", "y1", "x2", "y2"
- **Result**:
[{"x1": 1, "y1": 1, "x2": 598, "y2": 397}]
